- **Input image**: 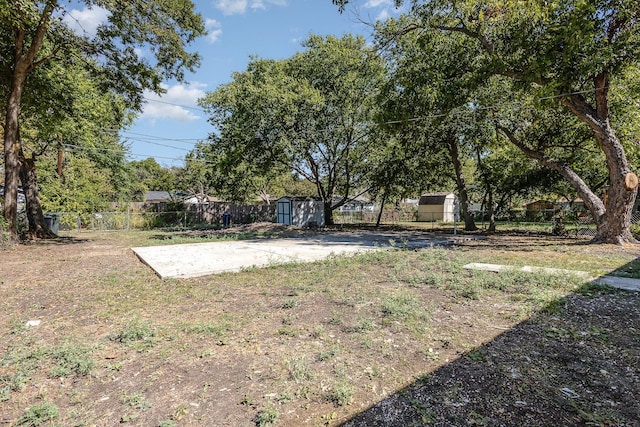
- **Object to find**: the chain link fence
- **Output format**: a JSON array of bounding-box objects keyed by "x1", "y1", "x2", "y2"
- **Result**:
[
  {"x1": 45, "y1": 203, "x2": 640, "y2": 241},
  {"x1": 50, "y1": 203, "x2": 277, "y2": 232}
]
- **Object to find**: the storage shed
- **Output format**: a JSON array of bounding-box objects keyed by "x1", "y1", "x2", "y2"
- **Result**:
[
  {"x1": 276, "y1": 196, "x2": 325, "y2": 227},
  {"x1": 417, "y1": 193, "x2": 458, "y2": 223}
]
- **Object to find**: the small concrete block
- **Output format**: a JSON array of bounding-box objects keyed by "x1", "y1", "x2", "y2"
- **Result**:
[
  {"x1": 462, "y1": 263, "x2": 509, "y2": 273},
  {"x1": 463, "y1": 263, "x2": 592, "y2": 279},
  {"x1": 595, "y1": 276, "x2": 640, "y2": 292}
]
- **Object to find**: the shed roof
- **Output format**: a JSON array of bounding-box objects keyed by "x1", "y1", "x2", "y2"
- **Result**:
[
  {"x1": 419, "y1": 192, "x2": 455, "y2": 205},
  {"x1": 277, "y1": 196, "x2": 323, "y2": 202}
]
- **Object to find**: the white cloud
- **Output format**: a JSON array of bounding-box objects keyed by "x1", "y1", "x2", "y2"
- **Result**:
[
  {"x1": 63, "y1": 6, "x2": 110, "y2": 37},
  {"x1": 361, "y1": 0, "x2": 403, "y2": 22},
  {"x1": 214, "y1": 0, "x2": 248, "y2": 15},
  {"x1": 364, "y1": 0, "x2": 392, "y2": 7},
  {"x1": 141, "y1": 83, "x2": 207, "y2": 123},
  {"x1": 205, "y1": 19, "x2": 223, "y2": 43},
  {"x1": 376, "y1": 9, "x2": 390, "y2": 21},
  {"x1": 214, "y1": 0, "x2": 286, "y2": 15}
]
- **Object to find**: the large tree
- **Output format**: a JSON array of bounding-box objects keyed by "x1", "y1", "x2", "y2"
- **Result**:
[
  {"x1": 334, "y1": 0, "x2": 640, "y2": 244},
  {"x1": 1, "y1": 0, "x2": 205, "y2": 242},
  {"x1": 199, "y1": 35, "x2": 386, "y2": 225},
  {"x1": 9, "y1": 53, "x2": 131, "y2": 237},
  {"x1": 374, "y1": 18, "x2": 481, "y2": 231}
]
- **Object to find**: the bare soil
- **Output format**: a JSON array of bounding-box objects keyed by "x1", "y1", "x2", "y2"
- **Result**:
[{"x1": 0, "y1": 225, "x2": 639, "y2": 426}]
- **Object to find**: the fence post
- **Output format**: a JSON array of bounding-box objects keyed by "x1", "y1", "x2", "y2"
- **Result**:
[{"x1": 126, "y1": 205, "x2": 130, "y2": 230}]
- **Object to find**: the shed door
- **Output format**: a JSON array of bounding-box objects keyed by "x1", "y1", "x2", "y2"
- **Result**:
[{"x1": 277, "y1": 200, "x2": 292, "y2": 225}]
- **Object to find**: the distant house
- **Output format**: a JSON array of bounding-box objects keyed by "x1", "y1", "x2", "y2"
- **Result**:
[
  {"x1": 524, "y1": 199, "x2": 556, "y2": 220},
  {"x1": 183, "y1": 194, "x2": 224, "y2": 204},
  {"x1": 276, "y1": 196, "x2": 325, "y2": 227},
  {"x1": 417, "y1": 193, "x2": 458, "y2": 222},
  {"x1": 558, "y1": 198, "x2": 586, "y2": 212},
  {"x1": 336, "y1": 196, "x2": 376, "y2": 213},
  {"x1": 143, "y1": 191, "x2": 180, "y2": 212},
  {"x1": 525, "y1": 200, "x2": 555, "y2": 212}
]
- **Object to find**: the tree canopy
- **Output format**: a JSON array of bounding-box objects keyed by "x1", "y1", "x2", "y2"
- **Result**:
[
  {"x1": 1, "y1": 0, "x2": 205, "y2": 242},
  {"x1": 199, "y1": 34, "x2": 386, "y2": 224},
  {"x1": 334, "y1": 0, "x2": 640, "y2": 243}
]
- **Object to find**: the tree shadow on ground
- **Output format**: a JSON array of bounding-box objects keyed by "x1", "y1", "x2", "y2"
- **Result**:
[
  {"x1": 341, "y1": 277, "x2": 640, "y2": 426},
  {"x1": 17, "y1": 236, "x2": 93, "y2": 246}
]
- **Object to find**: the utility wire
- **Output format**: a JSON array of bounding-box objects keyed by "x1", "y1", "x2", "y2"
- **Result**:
[
  {"x1": 124, "y1": 138, "x2": 194, "y2": 152},
  {"x1": 137, "y1": 84, "x2": 631, "y2": 127},
  {"x1": 63, "y1": 143, "x2": 215, "y2": 164},
  {"x1": 142, "y1": 97, "x2": 207, "y2": 112}
]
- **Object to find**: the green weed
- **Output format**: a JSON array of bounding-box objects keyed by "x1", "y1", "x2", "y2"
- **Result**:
[
  {"x1": 277, "y1": 326, "x2": 300, "y2": 337},
  {"x1": 316, "y1": 347, "x2": 339, "y2": 362},
  {"x1": 111, "y1": 318, "x2": 157, "y2": 350},
  {"x1": 14, "y1": 401, "x2": 59, "y2": 426},
  {"x1": 185, "y1": 321, "x2": 231, "y2": 338},
  {"x1": 287, "y1": 356, "x2": 313, "y2": 382},
  {"x1": 325, "y1": 381, "x2": 354, "y2": 407},
  {"x1": 281, "y1": 298, "x2": 299, "y2": 309},
  {"x1": 255, "y1": 404, "x2": 279, "y2": 427},
  {"x1": 48, "y1": 340, "x2": 94, "y2": 377}
]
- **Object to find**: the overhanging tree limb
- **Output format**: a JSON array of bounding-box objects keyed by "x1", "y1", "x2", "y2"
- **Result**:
[{"x1": 496, "y1": 123, "x2": 606, "y2": 223}]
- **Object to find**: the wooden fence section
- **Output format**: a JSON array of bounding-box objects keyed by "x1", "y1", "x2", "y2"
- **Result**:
[{"x1": 187, "y1": 203, "x2": 276, "y2": 225}]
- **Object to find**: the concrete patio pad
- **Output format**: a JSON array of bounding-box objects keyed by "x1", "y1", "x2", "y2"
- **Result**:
[
  {"x1": 133, "y1": 231, "x2": 465, "y2": 279},
  {"x1": 463, "y1": 262, "x2": 640, "y2": 292}
]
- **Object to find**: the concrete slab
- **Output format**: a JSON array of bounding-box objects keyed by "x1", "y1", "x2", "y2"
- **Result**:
[
  {"x1": 463, "y1": 263, "x2": 592, "y2": 279},
  {"x1": 463, "y1": 262, "x2": 640, "y2": 292},
  {"x1": 133, "y1": 231, "x2": 467, "y2": 279},
  {"x1": 594, "y1": 276, "x2": 640, "y2": 292}
]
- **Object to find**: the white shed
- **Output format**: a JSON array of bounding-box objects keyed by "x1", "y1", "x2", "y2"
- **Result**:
[
  {"x1": 417, "y1": 193, "x2": 458, "y2": 223},
  {"x1": 276, "y1": 196, "x2": 325, "y2": 227}
]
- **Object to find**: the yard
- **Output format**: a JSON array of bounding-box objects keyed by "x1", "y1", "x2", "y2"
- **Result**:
[{"x1": 0, "y1": 224, "x2": 639, "y2": 426}]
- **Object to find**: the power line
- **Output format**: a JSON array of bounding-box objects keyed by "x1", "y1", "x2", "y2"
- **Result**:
[
  {"x1": 125, "y1": 138, "x2": 194, "y2": 152},
  {"x1": 62, "y1": 143, "x2": 214, "y2": 164},
  {"x1": 121, "y1": 130, "x2": 207, "y2": 142},
  {"x1": 142, "y1": 97, "x2": 207, "y2": 113},
  {"x1": 381, "y1": 85, "x2": 633, "y2": 125},
  {"x1": 102, "y1": 128, "x2": 209, "y2": 142}
]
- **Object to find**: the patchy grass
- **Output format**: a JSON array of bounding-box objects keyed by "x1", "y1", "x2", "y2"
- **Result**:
[{"x1": 0, "y1": 228, "x2": 638, "y2": 426}]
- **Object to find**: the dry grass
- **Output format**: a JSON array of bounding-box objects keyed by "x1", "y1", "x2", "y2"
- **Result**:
[{"x1": 0, "y1": 227, "x2": 638, "y2": 426}]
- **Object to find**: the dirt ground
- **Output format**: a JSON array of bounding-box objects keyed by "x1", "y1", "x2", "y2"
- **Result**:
[{"x1": 0, "y1": 224, "x2": 639, "y2": 426}]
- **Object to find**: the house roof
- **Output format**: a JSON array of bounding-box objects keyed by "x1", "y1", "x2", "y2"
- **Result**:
[
  {"x1": 145, "y1": 191, "x2": 172, "y2": 202},
  {"x1": 524, "y1": 199, "x2": 555, "y2": 207}
]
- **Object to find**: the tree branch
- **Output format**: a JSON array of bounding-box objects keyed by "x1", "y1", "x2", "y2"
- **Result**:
[{"x1": 496, "y1": 123, "x2": 605, "y2": 221}]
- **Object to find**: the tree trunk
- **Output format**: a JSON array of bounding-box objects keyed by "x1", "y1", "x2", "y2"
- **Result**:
[
  {"x1": 323, "y1": 200, "x2": 335, "y2": 226},
  {"x1": 20, "y1": 154, "x2": 55, "y2": 238},
  {"x1": 559, "y1": 75, "x2": 638, "y2": 244},
  {"x1": 0, "y1": 212, "x2": 6, "y2": 247},
  {"x1": 497, "y1": 74, "x2": 638, "y2": 244},
  {"x1": 3, "y1": 4, "x2": 54, "y2": 243},
  {"x1": 376, "y1": 192, "x2": 388, "y2": 227},
  {"x1": 589, "y1": 123, "x2": 636, "y2": 244},
  {"x1": 3, "y1": 75, "x2": 25, "y2": 243},
  {"x1": 448, "y1": 140, "x2": 478, "y2": 231},
  {"x1": 487, "y1": 185, "x2": 496, "y2": 233}
]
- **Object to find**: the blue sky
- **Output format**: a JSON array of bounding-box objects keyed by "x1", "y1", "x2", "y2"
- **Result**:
[{"x1": 67, "y1": 0, "x2": 405, "y2": 167}]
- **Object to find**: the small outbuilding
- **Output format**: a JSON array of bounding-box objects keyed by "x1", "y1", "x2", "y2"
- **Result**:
[
  {"x1": 417, "y1": 192, "x2": 458, "y2": 223},
  {"x1": 276, "y1": 196, "x2": 325, "y2": 227}
]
